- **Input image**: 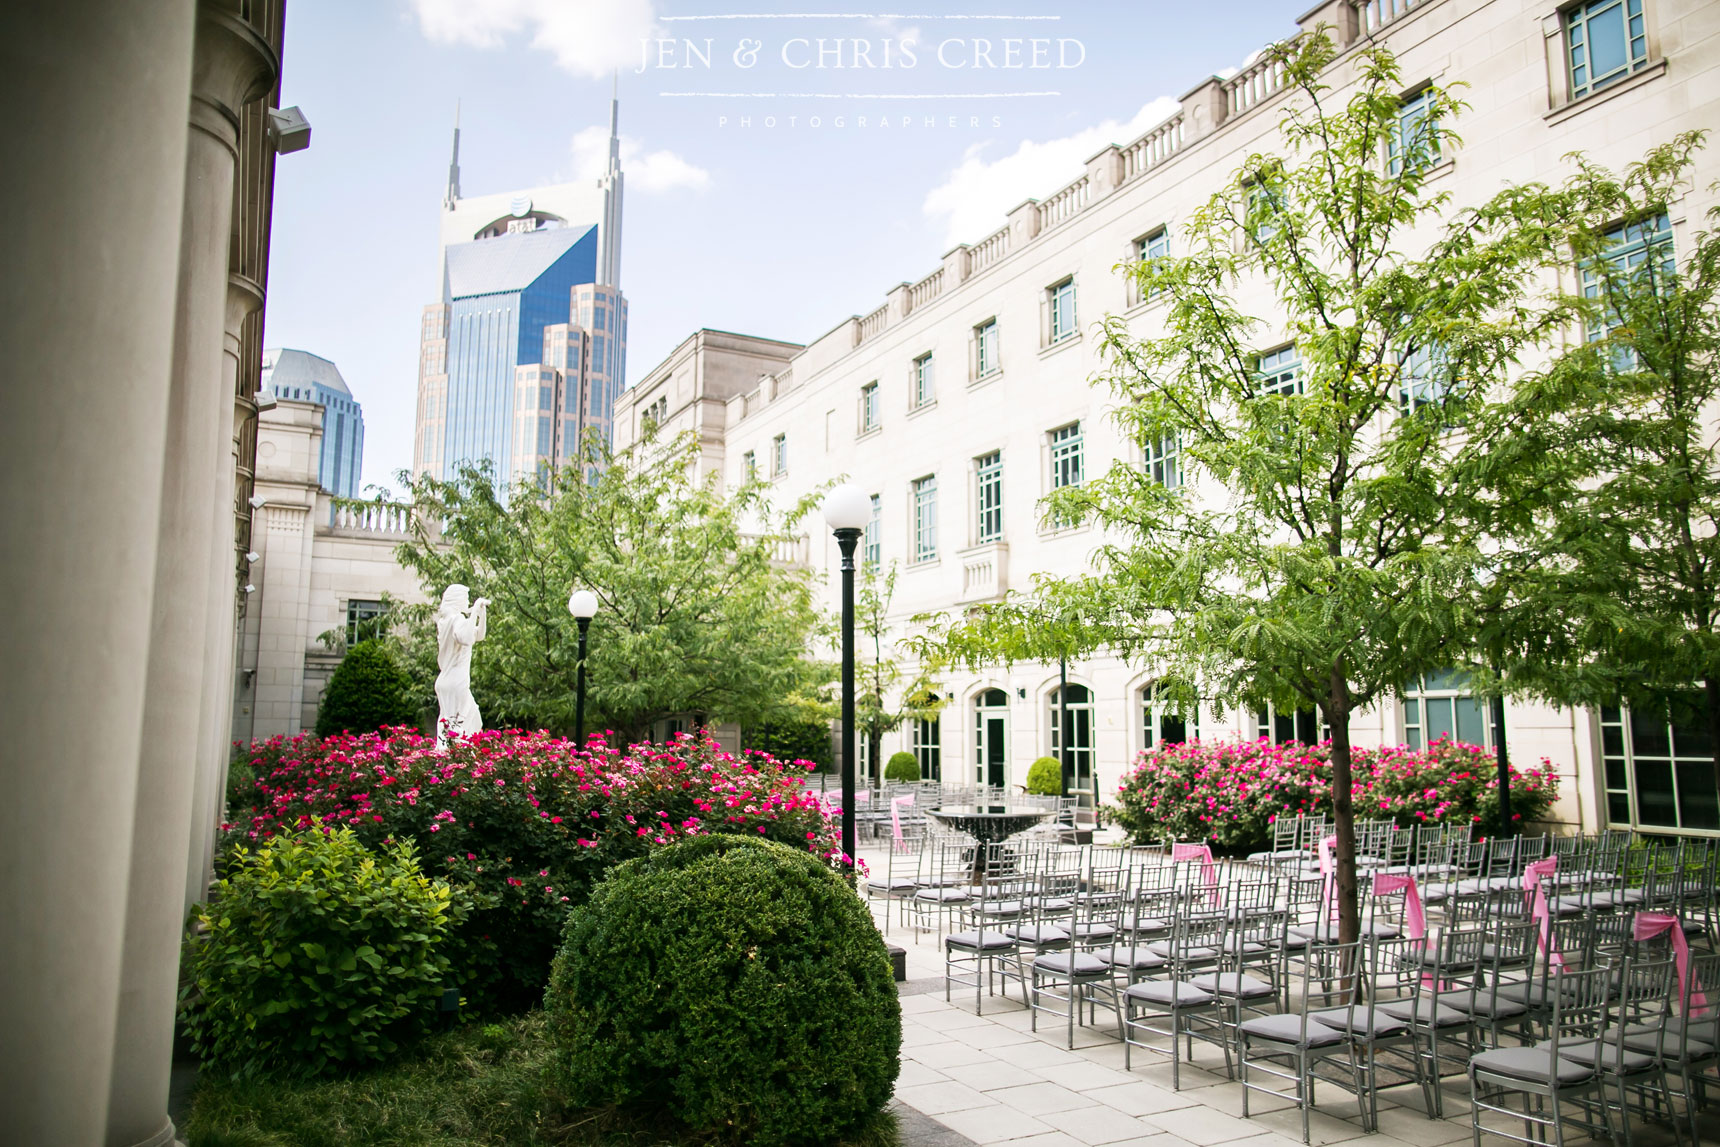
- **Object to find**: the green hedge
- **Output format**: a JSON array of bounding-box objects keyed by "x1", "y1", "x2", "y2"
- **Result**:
[
  {"x1": 315, "y1": 639, "x2": 419, "y2": 738},
  {"x1": 1024, "y1": 756, "x2": 1063, "y2": 795},
  {"x1": 883, "y1": 750, "x2": 920, "y2": 783}
]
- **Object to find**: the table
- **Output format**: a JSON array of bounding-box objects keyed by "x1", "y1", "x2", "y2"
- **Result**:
[{"x1": 926, "y1": 805, "x2": 1056, "y2": 885}]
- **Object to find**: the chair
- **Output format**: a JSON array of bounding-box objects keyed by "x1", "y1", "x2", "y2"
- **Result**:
[
  {"x1": 1025, "y1": 869, "x2": 1127, "y2": 1048},
  {"x1": 1569, "y1": 956, "x2": 1683, "y2": 1147},
  {"x1": 1311, "y1": 933, "x2": 1439, "y2": 1128},
  {"x1": 1622, "y1": 949, "x2": 1720, "y2": 1145},
  {"x1": 1238, "y1": 939, "x2": 1370, "y2": 1143},
  {"x1": 906, "y1": 838, "x2": 974, "y2": 942},
  {"x1": 863, "y1": 830, "x2": 923, "y2": 935},
  {"x1": 1468, "y1": 965, "x2": 1617, "y2": 1147},
  {"x1": 1123, "y1": 908, "x2": 1230, "y2": 1088},
  {"x1": 1438, "y1": 918, "x2": 1538, "y2": 1049},
  {"x1": 1375, "y1": 926, "x2": 1487, "y2": 1117},
  {"x1": 943, "y1": 842, "x2": 1024, "y2": 1013}
]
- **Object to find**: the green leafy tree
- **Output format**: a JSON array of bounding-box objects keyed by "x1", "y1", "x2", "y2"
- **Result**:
[
  {"x1": 394, "y1": 434, "x2": 828, "y2": 745},
  {"x1": 854, "y1": 564, "x2": 940, "y2": 787},
  {"x1": 1476, "y1": 134, "x2": 1720, "y2": 813},
  {"x1": 314, "y1": 640, "x2": 419, "y2": 738},
  {"x1": 923, "y1": 33, "x2": 1558, "y2": 943}
]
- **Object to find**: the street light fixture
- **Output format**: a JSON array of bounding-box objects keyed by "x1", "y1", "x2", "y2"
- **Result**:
[
  {"x1": 567, "y1": 588, "x2": 598, "y2": 746},
  {"x1": 823, "y1": 483, "x2": 870, "y2": 870}
]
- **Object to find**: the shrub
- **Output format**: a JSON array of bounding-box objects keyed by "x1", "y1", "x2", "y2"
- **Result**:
[
  {"x1": 181, "y1": 822, "x2": 475, "y2": 1077},
  {"x1": 315, "y1": 640, "x2": 419, "y2": 738},
  {"x1": 883, "y1": 750, "x2": 920, "y2": 783},
  {"x1": 223, "y1": 729, "x2": 842, "y2": 1013},
  {"x1": 744, "y1": 715, "x2": 834, "y2": 771},
  {"x1": 1024, "y1": 756, "x2": 1064, "y2": 795},
  {"x1": 1111, "y1": 737, "x2": 1560, "y2": 851},
  {"x1": 546, "y1": 835, "x2": 900, "y2": 1146}
]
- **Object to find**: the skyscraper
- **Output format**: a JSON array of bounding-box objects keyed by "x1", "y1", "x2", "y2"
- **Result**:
[
  {"x1": 260, "y1": 348, "x2": 365, "y2": 497},
  {"x1": 414, "y1": 101, "x2": 628, "y2": 485}
]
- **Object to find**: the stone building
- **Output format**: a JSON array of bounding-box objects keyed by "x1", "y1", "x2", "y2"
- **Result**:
[{"x1": 616, "y1": 0, "x2": 1720, "y2": 836}]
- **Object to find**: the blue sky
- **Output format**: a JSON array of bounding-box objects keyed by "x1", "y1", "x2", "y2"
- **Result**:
[{"x1": 264, "y1": 1, "x2": 1301, "y2": 490}]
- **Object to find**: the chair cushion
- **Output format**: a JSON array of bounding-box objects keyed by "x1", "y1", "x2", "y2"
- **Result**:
[
  {"x1": 866, "y1": 878, "x2": 917, "y2": 893},
  {"x1": 916, "y1": 887, "x2": 971, "y2": 904},
  {"x1": 1191, "y1": 972, "x2": 1276, "y2": 999},
  {"x1": 1470, "y1": 1046, "x2": 1593, "y2": 1085},
  {"x1": 1238, "y1": 1013, "x2": 1346, "y2": 1048},
  {"x1": 1026, "y1": 896, "x2": 1074, "y2": 912},
  {"x1": 972, "y1": 900, "x2": 1025, "y2": 917},
  {"x1": 1033, "y1": 951, "x2": 1112, "y2": 978},
  {"x1": 1435, "y1": 989, "x2": 1530, "y2": 1020},
  {"x1": 1622, "y1": 1018, "x2": 1719, "y2": 1058},
  {"x1": 1002, "y1": 923, "x2": 1069, "y2": 947},
  {"x1": 946, "y1": 930, "x2": 1015, "y2": 951},
  {"x1": 1542, "y1": 1039, "x2": 1656, "y2": 1074},
  {"x1": 1125, "y1": 979, "x2": 1214, "y2": 1007},
  {"x1": 1288, "y1": 921, "x2": 1402, "y2": 941},
  {"x1": 1311, "y1": 1006, "x2": 1410, "y2": 1039},
  {"x1": 1378, "y1": 998, "x2": 1474, "y2": 1028},
  {"x1": 1101, "y1": 947, "x2": 1168, "y2": 971},
  {"x1": 1146, "y1": 942, "x2": 1221, "y2": 961},
  {"x1": 1122, "y1": 916, "x2": 1172, "y2": 935},
  {"x1": 1070, "y1": 922, "x2": 1118, "y2": 943}
]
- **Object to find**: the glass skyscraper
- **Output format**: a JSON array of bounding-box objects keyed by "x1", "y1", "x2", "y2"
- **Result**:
[{"x1": 259, "y1": 348, "x2": 365, "y2": 497}]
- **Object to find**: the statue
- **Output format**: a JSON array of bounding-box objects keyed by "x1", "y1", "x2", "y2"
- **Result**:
[{"x1": 435, "y1": 583, "x2": 488, "y2": 748}]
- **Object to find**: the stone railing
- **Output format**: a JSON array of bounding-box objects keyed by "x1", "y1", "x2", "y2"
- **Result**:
[
  {"x1": 1037, "y1": 175, "x2": 1091, "y2": 231},
  {"x1": 1356, "y1": 0, "x2": 1423, "y2": 33},
  {"x1": 956, "y1": 542, "x2": 1008, "y2": 604},
  {"x1": 327, "y1": 498, "x2": 413, "y2": 536},
  {"x1": 1224, "y1": 52, "x2": 1290, "y2": 118},
  {"x1": 1121, "y1": 114, "x2": 1185, "y2": 182},
  {"x1": 908, "y1": 268, "x2": 944, "y2": 313},
  {"x1": 968, "y1": 226, "x2": 1011, "y2": 275},
  {"x1": 856, "y1": 304, "x2": 889, "y2": 346},
  {"x1": 745, "y1": 531, "x2": 809, "y2": 567}
]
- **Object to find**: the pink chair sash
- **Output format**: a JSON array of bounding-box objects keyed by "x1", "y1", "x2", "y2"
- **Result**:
[
  {"x1": 1171, "y1": 842, "x2": 1218, "y2": 904},
  {"x1": 890, "y1": 794, "x2": 915, "y2": 847},
  {"x1": 1522, "y1": 857, "x2": 1564, "y2": 968},
  {"x1": 1635, "y1": 912, "x2": 1707, "y2": 1014},
  {"x1": 1373, "y1": 873, "x2": 1427, "y2": 941}
]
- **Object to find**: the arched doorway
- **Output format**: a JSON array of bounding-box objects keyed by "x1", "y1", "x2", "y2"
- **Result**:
[
  {"x1": 1048, "y1": 684, "x2": 1095, "y2": 806},
  {"x1": 973, "y1": 688, "x2": 1010, "y2": 790}
]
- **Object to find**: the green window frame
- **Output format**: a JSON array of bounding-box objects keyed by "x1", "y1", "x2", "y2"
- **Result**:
[{"x1": 1566, "y1": 0, "x2": 1648, "y2": 100}]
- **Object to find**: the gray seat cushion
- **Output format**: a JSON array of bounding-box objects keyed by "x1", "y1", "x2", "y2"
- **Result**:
[
  {"x1": 1002, "y1": 923, "x2": 1069, "y2": 947},
  {"x1": 1238, "y1": 1013, "x2": 1346, "y2": 1048},
  {"x1": 1436, "y1": 989, "x2": 1530, "y2": 1020},
  {"x1": 1470, "y1": 1046, "x2": 1593, "y2": 1085},
  {"x1": 1125, "y1": 979, "x2": 1214, "y2": 1007},
  {"x1": 946, "y1": 930, "x2": 1015, "y2": 951},
  {"x1": 1544, "y1": 1039, "x2": 1656, "y2": 1074},
  {"x1": 1146, "y1": 941, "x2": 1221, "y2": 961},
  {"x1": 1033, "y1": 951, "x2": 1112, "y2": 978},
  {"x1": 1070, "y1": 922, "x2": 1118, "y2": 942},
  {"x1": 972, "y1": 900, "x2": 1025, "y2": 917},
  {"x1": 1378, "y1": 998, "x2": 1474, "y2": 1028},
  {"x1": 1191, "y1": 972, "x2": 1276, "y2": 999},
  {"x1": 1622, "y1": 1019, "x2": 1718, "y2": 1058},
  {"x1": 1311, "y1": 1006, "x2": 1410, "y2": 1039},
  {"x1": 1101, "y1": 946, "x2": 1168, "y2": 971},
  {"x1": 867, "y1": 877, "x2": 917, "y2": 893},
  {"x1": 916, "y1": 887, "x2": 971, "y2": 904}
]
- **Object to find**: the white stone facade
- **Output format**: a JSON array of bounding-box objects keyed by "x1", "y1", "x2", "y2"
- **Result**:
[{"x1": 617, "y1": 0, "x2": 1720, "y2": 834}]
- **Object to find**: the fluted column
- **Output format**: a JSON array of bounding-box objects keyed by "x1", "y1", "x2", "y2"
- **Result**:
[
  {"x1": 0, "y1": 3, "x2": 197, "y2": 1144},
  {"x1": 104, "y1": 5, "x2": 276, "y2": 1146}
]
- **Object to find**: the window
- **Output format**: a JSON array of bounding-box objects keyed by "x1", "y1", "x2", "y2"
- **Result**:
[
  {"x1": 1582, "y1": 212, "x2": 1674, "y2": 355},
  {"x1": 1048, "y1": 684, "x2": 1095, "y2": 806},
  {"x1": 1388, "y1": 87, "x2": 1440, "y2": 176},
  {"x1": 1565, "y1": 0, "x2": 1648, "y2": 101},
  {"x1": 771, "y1": 433, "x2": 787, "y2": 477},
  {"x1": 975, "y1": 319, "x2": 1000, "y2": 378},
  {"x1": 1142, "y1": 683, "x2": 1200, "y2": 749},
  {"x1": 1049, "y1": 423, "x2": 1084, "y2": 491},
  {"x1": 1399, "y1": 342, "x2": 1453, "y2": 411},
  {"x1": 913, "y1": 353, "x2": 935, "y2": 408},
  {"x1": 1401, "y1": 671, "x2": 1495, "y2": 750},
  {"x1": 1137, "y1": 228, "x2": 1171, "y2": 300},
  {"x1": 863, "y1": 493, "x2": 881, "y2": 567},
  {"x1": 1145, "y1": 432, "x2": 1181, "y2": 489},
  {"x1": 913, "y1": 715, "x2": 942, "y2": 781},
  {"x1": 1601, "y1": 694, "x2": 1719, "y2": 832},
  {"x1": 345, "y1": 599, "x2": 386, "y2": 647},
  {"x1": 860, "y1": 381, "x2": 880, "y2": 433},
  {"x1": 1247, "y1": 180, "x2": 1288, "y2": 244},
  {"x1": 1256, "y1": 344, "x2": 1302, "y2": 397},
  {"x1": 1048, "y1": 278, "x2": 1077, "y2": 344},
  {"x1": 975, "y1": 451, "x2": 1003, "y2": 543},
  {"x1": 912, "y1": 475, "x2": 938, "y2": 562},
  {"x1": 742, "y1": 450, "x2": 756, "y2": 482},
  {"x1": 1256, "y1": 704, "x2": 1326, "y2": 745}
]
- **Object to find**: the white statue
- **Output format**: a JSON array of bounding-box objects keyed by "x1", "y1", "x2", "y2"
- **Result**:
[{"x1": 435, "y1": 583, "x2": 488, "y2": 748}]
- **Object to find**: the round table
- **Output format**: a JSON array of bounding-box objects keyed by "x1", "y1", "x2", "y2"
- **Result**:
[{"x1": 926, "y1": 805, "x2": 1056, "y2": 885}]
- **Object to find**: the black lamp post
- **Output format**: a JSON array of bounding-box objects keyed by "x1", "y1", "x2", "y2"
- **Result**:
[
  {"x1": 824, "y1": 483, "x2": 870, "y2": 869},
  {"x1": 567, "y1": 588, "x2": 598, "y2": 745}
]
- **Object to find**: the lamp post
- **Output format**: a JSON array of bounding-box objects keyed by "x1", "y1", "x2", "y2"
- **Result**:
[
  {"x1": 567, "y1": 588, "x2": 598, "y2": 746},
  {"x1": 824, "y1": 483, "x2": 870, "y2": 869}
]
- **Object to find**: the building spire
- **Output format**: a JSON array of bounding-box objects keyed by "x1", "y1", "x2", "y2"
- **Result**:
[
  {"x1": 443, "y1": 100, "x2": 462, "y2": 211},
  {"x1": 598, "y1": 77, "x2": 624, "y2": 288}
]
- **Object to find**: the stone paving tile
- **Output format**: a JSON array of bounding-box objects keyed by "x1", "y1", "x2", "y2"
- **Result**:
[
  {"x1": 1036, "y1": 1104, "x2": 1165, "y2": 1144},
  {"x1": 1035, "y1": 1059, "x2": 1140, "y2": 1093},
  {"x1": 896, "y1": 1080, "x2": 997, "y2": 1116},
  {"x1": 1001, "y1": 1133, "x2": 1091, "y2": 1147},
  {"x1": 1084, "y1": 1081, "x2": 1201, "y2": 1117},
  {"x1": 912, "y1": 1041, "x2": 1006, "y2": 1070},
  {"x1": 940, "y1": 1059, "x2": 1049, "y2": 1093},
  {"x1": 1139, "y1": 1103, "x2": 1273, "y2": 1143},
  {"x1": 934, "y1": 1104, "x2": 1056, "y2": 1144},
  {"x1": 994, "y1": 1082, "x2": 1094, "y2": 1117},
  {"x1": 987, "y1": 1040, "x2": 1089, "y2": 1069},
  {"x1": 921, "y1": 1007, "x2": 1012, "y2": 1032},
  {"x1": 1368, "y1": 1106, "x2": 1474, "y2": 1147},
  {"x1": 1224, "y1": 1106, "x2": 1372, "y2": 1146},
  {"x1": 898, "y1": 1059, "x2": 953, "y2": 1088}
]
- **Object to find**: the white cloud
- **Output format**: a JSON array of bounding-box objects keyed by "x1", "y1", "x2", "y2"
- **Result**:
[
  {"x1": 571, "y1": 125, "x2": 710, "y2": 194},
  {"x1": 922, "y1": 97, "x2": 1181, "y2": 248},
  {"x1": 410, "y1": 0, "x2": 656, "y2": 78}
]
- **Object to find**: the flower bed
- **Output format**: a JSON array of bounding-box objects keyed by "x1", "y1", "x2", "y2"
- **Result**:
[
  {"x1": 1110, "y1": 737, "x2": 1559, "y2": 851},
  {"x1": 226, "y1": 729, "x2": 841, "y2": 1012}
]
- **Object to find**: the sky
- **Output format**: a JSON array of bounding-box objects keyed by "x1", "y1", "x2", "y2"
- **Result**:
[{"x1": 263, "y1": 0, "x2": 1302, "y2": 492}]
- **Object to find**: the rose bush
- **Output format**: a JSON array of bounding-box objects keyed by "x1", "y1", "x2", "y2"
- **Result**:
[
  {"x1": 224, "y1": 728, "x2": 842, "y2": 1012},
  {"x1": 1110, "y1": 737, "x2": 1559, "y2": 851}
]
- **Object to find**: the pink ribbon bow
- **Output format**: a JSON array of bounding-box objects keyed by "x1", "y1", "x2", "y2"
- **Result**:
[
  {"x1": 890, "y1": 794, "x2": 915, "y2": 847},
  {"x1": 1634, "y1": 912, "x2": 1707, "y2": 1014},
  {"x1": 1522, "y1": 857, "x2": 1563, "y2": 967},
  {"x1": 1373, "y1": 872, "x2": 1427, "y2": 941}
]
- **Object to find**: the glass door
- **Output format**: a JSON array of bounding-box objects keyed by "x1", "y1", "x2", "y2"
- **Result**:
[{"x1": 973, "y1": 689, "x2": 1009, "y2": 792}]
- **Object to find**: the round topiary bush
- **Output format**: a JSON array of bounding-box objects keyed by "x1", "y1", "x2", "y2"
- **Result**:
[
  {"x1": 546, "y1": 834, "x2": 900, "y2": 1145},
  {"x1": 1024, "y1": 755, "x2": 1064, "y2": 795},
  {"x1": 883, "y1": 749, "x2": 920, "y2": 783},
  {"x1": 315, "y1": 639, "x2": 419, "y2": 738}
]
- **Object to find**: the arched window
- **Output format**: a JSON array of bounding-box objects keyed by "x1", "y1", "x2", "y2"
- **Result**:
[
  {"x1": 1048, "y1": 684, "x2": 1094, "y2": 806},
  {"x1": 974, "y1": 689, "x2": 1009, "y2": 790},
  {"x1": 1142, "y1": 682, "x2": 1199, "y2": 749}
]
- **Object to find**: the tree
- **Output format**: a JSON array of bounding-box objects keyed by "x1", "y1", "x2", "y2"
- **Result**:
[
  {"x1": 314, "y1": 640, "x2": 420, "y2": 738},
  {"x1": 924, "y1": 33, "x2": 1558, "y2": 944},
  {"x1": 394, "y1": 433, "x2": 829, "y2": 745},
  {"x1": 854, "y1": 564, "x2": 939, "y2": 787},
  {"x1": 1476, "y1": 135, "x2": 1720, "y2": 820}
]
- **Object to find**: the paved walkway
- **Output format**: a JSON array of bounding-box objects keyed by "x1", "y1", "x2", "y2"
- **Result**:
[{"x1": 860, "y1": 846, "x2": 1702, "y2": 1147}]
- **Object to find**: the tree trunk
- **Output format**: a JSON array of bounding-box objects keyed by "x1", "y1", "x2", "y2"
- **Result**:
[
  {"x1": 869, "y1": 730, "x2": 883, "y2": 791},
  {"x1": 1324, "y1": 667, "x2": 1360, "y2": 948}
]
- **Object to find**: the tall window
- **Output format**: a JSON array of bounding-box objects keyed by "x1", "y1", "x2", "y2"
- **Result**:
[
  {"x1": 1048, "y1": 684, "x2": 1095, "y2": 806},
  {"x1": 1048, "y1": 278, "x2": 1077, "y2": 344},
  {"x1": 1050, "y1": 423, "x2": 1084, "y2": 490},
  {"x1": 1256, "y1": 344, "x2": 1302, "y2": 397},
  {"x1": 912, "y1": 475, "x2": 938, "y2": 562},
  {"x1": 860, "y1": 381, "x2": 880, "y2": 432},
  {"x1": 1601, "y1": 694, "x2": 1719, "y2": 832},
  {"x1": 1399, "y1": 342, "x2": 1453, "y2": 411},
  {"x1": 912, "y1": 714, "x2": 942, "y2": 781},
  {"x1": 1247, "y1": 180, "x2": 1287, "y2": 244},
  {"x1": 1565, "y1": 0, "x2": 1648, "y2": 100},
  {"x1": 1145, "y1": 432, "x2": 1180, "y2": 489},
  {"x1": 913, "y1": 353, "x2": 935, "y2": 408},
  {"x1": 742, "y1": 450, "x2": 756, "y2": 482},
  {"x1": 345, "y1": 599, "x2": 385, "y2": 646},
  {"x1": 1256, "y1": 704, "x2": 1325, "y2": 745},
  {"x1": 1142, "y1": 683, "x2": 1199, "y2": 749},
  {"x1": 1137, "y1": 228, "x2": 1171, "y2": 300},
  {"x1": 1388, "y1": 87, "x2": 1440, "y2": 176},
  {"x1": 1401, "y1": 671, "x2": 1494, "y2": 750},
  {"x1": 975, "y1": 319, "x2": 999, "y2": 378},
  {"x1": 863, "y1": 493, "x2": 881, "y2": 567},
  {"x1": 771, "y1": 433, "x2": 787, "y2": 477},
  {"x1": 1582, "y1": 212, "x2": 1674, "y2": 353},
  {"x1": 975, "y1": 451, "x2": 1003, "y2": 543}
]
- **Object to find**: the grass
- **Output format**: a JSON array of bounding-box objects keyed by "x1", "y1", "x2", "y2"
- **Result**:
[{"x1": 183, "y1": 1012, "x2": 900, "y2": 1147}]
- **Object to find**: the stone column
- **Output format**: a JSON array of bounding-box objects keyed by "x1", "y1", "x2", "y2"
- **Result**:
[
  {"x1": 104, "y1": 5, "x2": 276, "y2": 1147},
  {"x1": 0, "y1": 3, "x2": 197, "y2": 1144}
]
